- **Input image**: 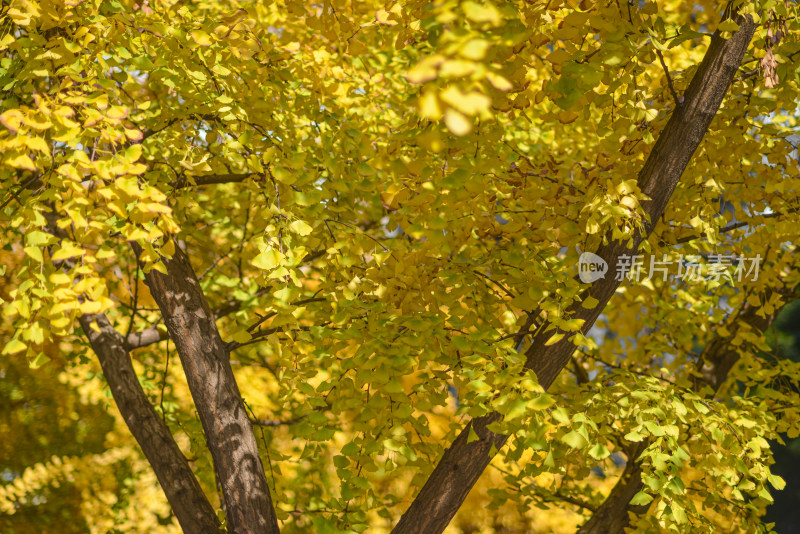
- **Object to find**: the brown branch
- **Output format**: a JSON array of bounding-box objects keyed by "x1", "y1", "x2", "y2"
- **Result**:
[
  {"x1": 141, "y1": 118, "x2": 180, "y2": 141},
  {"x1": 230, "y1": 325, "x2": 315, "y2": 350},
  {"x1": 735, "y1": 48, "x2": 800, "y2": 82},
  {"x1": 251, "y1": 415, "x2": 306, "y2": 427},
  {"x1": 136, "y1": 239, "x2": 280, "y2": 533},
  {"x1": 159, "y1": 340, "x2": 171, "y2": 424},
  {"x1": 245, "y1": 295, "x2": 326, "y2": 334},
  {"x1": 43, "y1": 212, "x2": 218, "y2": 532},
  {"x1": 547, "y1": 491, "x2": 598, "y2": 513},
  {"x1": 325, "y1": 218, "x2": 390, "y2": 252},
  {"x1": 125, "y1": 326, "x2": 168, "y2": 350},
  {"x1": 472, "y1": 269, "x2": 516, "y2": 299},
  {"x1": 173, "y1": 173, "x2": 257, "y2": 189},
  {"x1": 213, "y1": 293, "x2": 263, "y2": 320},
  {"x1": 123, "y1": 295, "x2": 328, "y2": 351},
  {"x1": 392, "y1": 11, "x2": 757, "y2": 534},
  {"x1": 578, "y1": 286, "x2": 786, "y2": 533},
  {"x1": 0, "y1": 172, "x2": 41, "y2": 210},
  {"x1": 656, "y1": 49, "x2": 682, "y2": 107},
  {"x1": 670, "y1": 211, "x2": 783, "y2": 245},
  {"x1": 79, "y1": 314, "x2": 221, "y2": 533},
  {"x1": 210, "y1": 253, "x2": 324, "y2": 321},
  {"x1": 576, "y1": 444, "x2": 648, "y2": 534}
]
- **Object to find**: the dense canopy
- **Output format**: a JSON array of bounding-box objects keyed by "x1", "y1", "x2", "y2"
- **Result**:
[{"x1": 2, "y1": 0, "x2": 800, "y2": 532}]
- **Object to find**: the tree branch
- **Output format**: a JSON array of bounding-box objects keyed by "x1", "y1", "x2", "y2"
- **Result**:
[
  {"x1": 576, "y1": 443, "x2": 648, "y2": 534},
  {"x1": 656, "y1": 49, "x2": 682, "y2": 107},
  {"x1": 125, "y1": 326, "x2": 169, "y2": 350},
  {"x1": 392, "y1": 11, "x2": 757, "y2": 534},
  {"x1": 173, "y1": 173, "x2": 257, "y2": 189},
  {"x1": 43, "y1": 210, "x2": 219, "y2": 533},
  {"x1": 136, "y1": 240, "x2": 280, "y2": 534},
  {"x1": 79, "y1": 314, "x2": 221, "y2": 533},
  {"x1": 578, "y1": 285, "x2": 786, "y2": 533},
  {"x1": 251, "y1": 415, "x2": 306, "y2": 427},
  {"x1": 669, "y1": 211, "x2": 783, "y2": 245}
]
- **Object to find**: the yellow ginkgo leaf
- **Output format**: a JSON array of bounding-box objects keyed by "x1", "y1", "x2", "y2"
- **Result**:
[
  {"x1": 444, "y1": 109, "x2": 472, "y2": 136},
  {"x1": 290, "y1": 220, "x2": 314, "y2": 236},
  {"x1": 191, "y1": 30, "x2": 213, "y2": 46}
]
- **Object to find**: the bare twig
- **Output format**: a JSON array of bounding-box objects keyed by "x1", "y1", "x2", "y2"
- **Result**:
[
  {"x1": 670, "y1": 211, "x2": 783, "y2": 245},
  {"x1": 124, "y1": 249, "x2": 142, "y2": 343},
  {"x1": 246, "y1": 294, "x2": 326, "y2": 334},
  {"x1": 250, "y1": 415, "x2": 306, "y2": 427},
  {"x1": 159, "y1": 340, "x2": 170, "y2": 423},
  {"x1": 171, "y1": 173, "x2": 257, "y2": 189},
  {"x1": 472, "y1": 269, "x2": 516, "y2": 299},
  {"x1": 656, "y1": 49, "x2": 682, "y2": 107},
  {"x1": 325, "y1": 218, "x2": 390, "y2": 252}
]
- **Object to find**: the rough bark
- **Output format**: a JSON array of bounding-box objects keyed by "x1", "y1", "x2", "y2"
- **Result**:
[
  {"x1": 78, "y1": 313, "x2": 220, "y2": 533},
  {"x1": 524, "y1": 10, "x2": 757, "y2": 389},
  {"x1": 45, "y1": 209, "x2": 219, "y2": 533},
  {"x1": 125, "y1": 325, "x2": 168, "y2": 350},
  {"x1": 392, "y1": 13, "x2": 756, "y2": 534},
  {"x1": 138, "y1": 241, "x2": 280, "y2": 534}
]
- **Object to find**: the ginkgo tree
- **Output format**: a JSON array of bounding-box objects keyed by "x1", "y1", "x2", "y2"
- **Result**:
[{"x1": 2, "y1": 0, "x2": 800, "y2": 532}]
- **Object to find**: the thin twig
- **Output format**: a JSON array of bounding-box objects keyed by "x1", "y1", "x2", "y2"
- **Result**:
[
  {"x1": 141, "y1": 117, "x2": 180, "y2": 142},
  {"x1": 174, "y1": 172, "x2": 256, "y2": 188},
  {"x1": 228, "y1": 325, "x2": 317, "y2": 350},
  {"x1": 656, "y1": 49, "x2": 681, "y2": 107},
  {"x1": 250, "y1": 415, "x2": 307, "y2": 427},
  {"x1": 670, "y1": 211, "x2": 783, "y2": 245},
  {"x1": 246, "y1": 294, "x2": 326, "y2": 334},
  {"x1": 124, "y1": 249, "x2": 142, "y2": 343},
  {"x1": 325, "y1": 219, "x2": 390, "y2": 252},
  {"x1": 199, "y1": 245, "x2": 235, "y2": 281},
  {"x1": 472, "y1": 269, "x2": 516, "y2": 299},
  {"x1": 0, "y1": 173, "x2": 42, "y2": 210},
  {"x1": 159, "y1": 340, "x2": 170, "y2": 424},
  {"x1": 243, "y1": 400, "x2": 276, "y2": 492}
]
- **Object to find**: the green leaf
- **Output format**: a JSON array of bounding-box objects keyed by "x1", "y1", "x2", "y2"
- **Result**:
[
  {"x1": 231, "y1": 329, "x2": 252, "y2": 343},
  {"x1": 768, "y1": 474, "x2": 786, "y2": 490},
  {"x1": 528, "y1": 394, "x2": 555, "y2": 410},
  {"x1": 251, "y1": 248, "x2": 282, "y2": 270},
  {"x1": 30, "y1": 351, "x2": 50, "y2": 369},
  {"x1": 624, "y1": 430, "x2": 646, "y2": 442},
  {"x1": 630, "y1": 491, "x2": 653, "y2": 506},
  {"x1": 26, "y1": 230, "x2": 54, "y2": 246},
  {"x1": 125, "y1": 144, "x2": 142, "y2": 162},
  {"x1": 561, "y1": 430, "x2": 589, "y2": 449},
  {"x1": 717, "y1": 19, "x2": 740, "y2": 32},
  {"x1": 582, "y1": 296, "x2": 600, "y2": 309},
  {"x1": 588, "y1": 443, "x2": 610, "y2": 460},
  {"x1": 545, "y1": 332, "x2": 565, "y2": 346},
  {"x1": 383, "y1": 438, "x2": 404, "y2": 452}
]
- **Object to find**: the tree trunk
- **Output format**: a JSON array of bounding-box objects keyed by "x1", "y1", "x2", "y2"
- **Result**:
[
  {"x1": 576, "y1": 446, "x2": 648, "y2": 534},
  {"x1": 391, "y1": 413, "x2": 508, "y2": 534},
  {"x1": 46, "y1": 207, "x2": 219, "y2": 533},
  {"x1": 139, "y1": 241, "x2": 280, "y2": 534},
  {"x1": 392, "y1": 12, "x2": 756, "y2": 534},
  {"x1": 79, "y1": 313, "x2": 220, "y2": 533}
]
